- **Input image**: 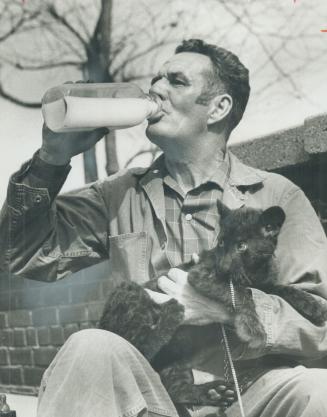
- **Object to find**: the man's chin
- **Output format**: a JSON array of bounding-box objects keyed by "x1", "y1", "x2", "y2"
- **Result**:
[{"x1": 146, "y1": 122, "x2": 162, "y2": 141}]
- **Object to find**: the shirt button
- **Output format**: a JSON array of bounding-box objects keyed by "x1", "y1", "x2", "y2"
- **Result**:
[
  {"x1": 153, "y1": 169, "x2": 159, "y2": 174},
  {"x1": 185, "y1": 213, "x2": 193, "y2": 221},
  {"x1": 34, "y1": 195, "x2": 42, "y2": 204}
]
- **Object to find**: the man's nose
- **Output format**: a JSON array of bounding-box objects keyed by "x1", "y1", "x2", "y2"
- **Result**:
[{"x1": 149, "y1": 79, "x2": 168, "y2": 101}]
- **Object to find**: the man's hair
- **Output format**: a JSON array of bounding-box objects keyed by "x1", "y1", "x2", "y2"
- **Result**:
[{"x1": 175, "y1": 39, "x2": 250, "y2": 133}]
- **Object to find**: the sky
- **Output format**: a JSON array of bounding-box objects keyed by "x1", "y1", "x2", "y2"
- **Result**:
[{"x1": 0, "y1": 0, "x2": 327, "y2": 206}]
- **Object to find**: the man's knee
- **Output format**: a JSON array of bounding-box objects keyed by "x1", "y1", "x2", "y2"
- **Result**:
[
  {"x1": 66, "y1": 328, "x2": 135, "y2": 357},
  {"x1": 291, "y1": 367, "x2": 327, "y2": 399},
  {"x1": 283, "y1": 367, "x2": 327, "y2": 414}
]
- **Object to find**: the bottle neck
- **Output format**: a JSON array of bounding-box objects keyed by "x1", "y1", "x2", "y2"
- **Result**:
[{"x1": 145, "y1": 94, "x2": 162, "y2": 119}]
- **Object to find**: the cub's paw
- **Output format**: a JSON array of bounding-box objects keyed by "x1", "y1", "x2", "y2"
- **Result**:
[
  {"x1": 299, "y1": 301, "x2": 327, "y2": 326},
  {"x1": 198, "y1": 380, "x2": 236, "y2": 407},
  {"x1": 234, "y1": 313, "x2": 266, "y2": 349},
  {"x1": 158, "y1": 299, "x2": 185, "y2": 331}
]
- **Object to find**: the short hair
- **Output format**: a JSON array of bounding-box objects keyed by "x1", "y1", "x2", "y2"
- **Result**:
[{"x1": 175, "y1": 39, "x2": 250, "y2": 133}]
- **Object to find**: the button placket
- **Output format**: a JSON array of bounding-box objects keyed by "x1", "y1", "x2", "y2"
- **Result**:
[{"x1": 34, "y1": 195, "x2": 42, "y2": 204}]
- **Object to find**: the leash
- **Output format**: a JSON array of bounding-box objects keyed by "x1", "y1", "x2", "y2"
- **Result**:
[{"x1": 221, "y1": 280, "x2": 246, "y2": 417}]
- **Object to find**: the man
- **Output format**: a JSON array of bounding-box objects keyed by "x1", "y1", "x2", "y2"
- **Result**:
[{"x1": 1, "y1": 39, "x2": 327, "y2": 417}]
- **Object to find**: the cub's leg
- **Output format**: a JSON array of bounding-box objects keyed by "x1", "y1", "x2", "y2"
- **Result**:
[
  {"x1": 99, "y1": 282, "x2": 184, "y2": 361},
  {"x1": 267, "y1": 284, "x2": 327, "y2": 326},
  {"x1": 159, "y1": 366, "x2": 235, "y2": 407}
]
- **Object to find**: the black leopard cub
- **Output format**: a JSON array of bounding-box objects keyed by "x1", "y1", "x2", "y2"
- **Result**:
[{"x1": 99, "y1": 203, "x2": 327, "y2": 416}]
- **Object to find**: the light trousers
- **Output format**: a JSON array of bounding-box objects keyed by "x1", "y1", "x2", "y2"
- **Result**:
[{"x1": 37, "y1": 329, "x2": 327, "y2": 417}]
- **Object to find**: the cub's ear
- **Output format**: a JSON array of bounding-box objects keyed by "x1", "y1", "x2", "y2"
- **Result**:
[
  {"x1": 217, "y1": 200, "x2": 232, "y2": 219},
  {"x1": 260, "y1": 206, "x2": 286, "y2": 237}
]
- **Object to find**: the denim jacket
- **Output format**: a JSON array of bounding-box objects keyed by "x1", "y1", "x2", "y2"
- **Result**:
[{"x1": 1, "y1": 150, "x2": 327, "y2": 375}]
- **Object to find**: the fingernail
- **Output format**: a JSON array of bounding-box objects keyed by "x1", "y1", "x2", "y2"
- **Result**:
[{"x1": 208, "y1": 389, "x2": 221, "y2": 398}]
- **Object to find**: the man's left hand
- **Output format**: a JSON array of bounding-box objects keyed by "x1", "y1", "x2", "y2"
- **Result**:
[{"x1": 153, "y1": 268, "x2": 233, "y2": 326}]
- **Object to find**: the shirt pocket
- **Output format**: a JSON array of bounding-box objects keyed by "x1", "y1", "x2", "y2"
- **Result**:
[{"x1": 108, "y1": 231, "x2": 149, "y2": 285}]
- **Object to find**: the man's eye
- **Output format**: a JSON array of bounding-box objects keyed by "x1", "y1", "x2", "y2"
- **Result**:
[
  {"x1": 171, "y1": 79, "x2": 185, "y2": 85},
  {"x1": 237, "y1": 242, "x2": 248, "y2": 252}
]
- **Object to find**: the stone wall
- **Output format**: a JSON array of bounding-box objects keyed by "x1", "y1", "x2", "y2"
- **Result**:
[{"x1": 0, "y1": 113, "x2": 326, "y2": 395}]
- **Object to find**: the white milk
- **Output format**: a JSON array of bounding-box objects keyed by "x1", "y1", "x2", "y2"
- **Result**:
[{"x1": 42, "y1": 96, "x2": 158, "y2": 132}]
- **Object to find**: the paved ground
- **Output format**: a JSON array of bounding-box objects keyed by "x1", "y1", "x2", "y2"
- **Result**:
[{"x1": 5, "y1": 394, "x2": 38, "y2": 417}]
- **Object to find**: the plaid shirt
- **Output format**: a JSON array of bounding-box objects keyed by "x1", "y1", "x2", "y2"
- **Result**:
[{"x1": 162, "y1": 154, "x2": 230, "y2": 266}]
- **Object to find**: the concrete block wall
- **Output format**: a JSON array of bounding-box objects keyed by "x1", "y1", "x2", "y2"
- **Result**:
[{"x1": 0, "y1": 113, "x2": 326, "y2": 395}]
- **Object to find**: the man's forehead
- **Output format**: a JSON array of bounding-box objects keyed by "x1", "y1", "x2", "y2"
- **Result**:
[{"x1": 159, "y1": 52, "x2": 213, "y2": 78}]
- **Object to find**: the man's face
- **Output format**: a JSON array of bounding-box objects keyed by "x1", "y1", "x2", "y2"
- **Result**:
[{"x1": 146, "y1": 52, "x2": 217, "y2": 148}]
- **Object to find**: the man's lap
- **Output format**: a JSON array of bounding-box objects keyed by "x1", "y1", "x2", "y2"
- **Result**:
[
  {"x1": 227, "y1": 365, "x2": 327, "y2": 417},
  {"x1": 38, "y1": 330, "x2": 327, "y2": 417}
]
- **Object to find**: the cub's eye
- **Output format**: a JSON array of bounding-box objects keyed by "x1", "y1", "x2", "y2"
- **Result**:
[
  {"x1": 218, "y1": 239, "x2": 224, "y2": 247},
  {"x1": 237, "y1": 242, "x2": 248, "y2": 252}
]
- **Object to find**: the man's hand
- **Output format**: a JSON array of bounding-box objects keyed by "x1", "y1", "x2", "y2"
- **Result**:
[
  {"x1": 147, "y1": 268, "x2": 233, "y2": 326},
  {"x1": 40, "y1": 124, "x2": 109, "y2": 166}
]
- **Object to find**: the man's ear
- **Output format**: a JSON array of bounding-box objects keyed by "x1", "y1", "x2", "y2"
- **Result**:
[
  {"x1": 207, "y1": 94, "x2": 233, "y2": 125},
  {"x1": 260, "y1": 206, "x2": 286, "y2": 238}
]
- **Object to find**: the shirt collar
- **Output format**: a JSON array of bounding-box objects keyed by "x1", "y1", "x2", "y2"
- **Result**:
[
  {"x1": 136, "y1": 149, "x2": 266, "y2": 190},
  {"x1": 227, "y1": 151, "x2": 266, "y2": 187},
  {"x1": 160, "y1": 151, "x2": 230, "y2": 197}
]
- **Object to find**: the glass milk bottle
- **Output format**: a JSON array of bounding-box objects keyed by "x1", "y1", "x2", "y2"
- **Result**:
[{"x1": 41, "y1": 82, "x2": 162, "y2": 132}]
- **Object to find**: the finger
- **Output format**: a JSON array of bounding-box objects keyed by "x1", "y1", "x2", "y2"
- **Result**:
[
  {"x1": 225, "y1": 389, "x2": 235, "y2": 397},
  {"x1": 144, "y1": 288, "x2": 172, "y2": 304},
  {"x1": 192, "y1": 253, "x2": 200, "y2": 264},
  {"x1": 208, "y1": 389, "x2": 221, "y2": 400},
  {"x1": 167, "y1": 268, "x2": 188, "y2": 284},
  {"x1": 94, "y1": 127, "x2": 109, "y2": 137},
  {"x1": 84, "y1": 128, "x2": 109, "y2": 144},
  {"x1": 157, "y1": 276, "x2": 180, "y2": 295}
]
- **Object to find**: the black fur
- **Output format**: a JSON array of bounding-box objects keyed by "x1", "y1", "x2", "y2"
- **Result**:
[{"x1": 99, "y1": 203, "x2": 327, "y2": 414}]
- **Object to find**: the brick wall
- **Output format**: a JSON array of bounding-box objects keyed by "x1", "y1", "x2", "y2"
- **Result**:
[
  {"x1": 0, "y1": 261, "x2": 112, "y2": 394},
  {"x1": 0, "y1": 113, "x2": 326, "y2": 395}
]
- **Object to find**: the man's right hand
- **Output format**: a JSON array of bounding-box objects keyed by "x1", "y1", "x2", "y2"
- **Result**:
[{"x1": 39, "y1": 124, "x2": 109, "y2": 166}]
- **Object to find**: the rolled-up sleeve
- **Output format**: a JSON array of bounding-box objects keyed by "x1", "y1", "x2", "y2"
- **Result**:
[{"x1": 238, "y1": 185, "x2": 327, "y2": 360}]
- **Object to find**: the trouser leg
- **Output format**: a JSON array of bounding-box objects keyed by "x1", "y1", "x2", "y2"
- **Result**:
[
  {"x1": 227, "y1": 365, "x2": 327, "y2": 417},
  {"x1": 37, "y1": 329, "x2": 179, "y2": 417}
]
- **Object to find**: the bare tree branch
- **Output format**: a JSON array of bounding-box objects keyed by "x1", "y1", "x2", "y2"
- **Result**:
[
  {"x1": 0, "y1": 57, "x2": 82, "y2": 70},
  {"x1": 0, "y1": 10, "x2": 41, "y2": 42},
  {"x1": 47, "y1": 4, "x2": 88, "y2": 48},
  {"x1": 0, "y1": 82, "x2": 41, "y2": 108}
]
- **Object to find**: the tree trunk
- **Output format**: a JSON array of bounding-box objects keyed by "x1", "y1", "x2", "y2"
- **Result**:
[
  {"x1": 82, "y1": 0, "x2": 119, "y2": 183},
  {"x1": 83, "y1": 147, "x2": 98, "y2": 183},
  {"x1": 105, "y1": 130, "x2": 119, "y2": 176}
]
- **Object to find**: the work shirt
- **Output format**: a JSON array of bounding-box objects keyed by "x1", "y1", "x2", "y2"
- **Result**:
[
  {"x1": 1, "y1": 149, "x2": 327, "y2": 380},
  {"x1": 163, "y1": 153, "x2": 229, "y2": 265}
]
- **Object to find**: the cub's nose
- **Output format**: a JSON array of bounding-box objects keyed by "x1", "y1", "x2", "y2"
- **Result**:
[{"x1": 217, "y1": 252, "x2": 234, "y2": 275}]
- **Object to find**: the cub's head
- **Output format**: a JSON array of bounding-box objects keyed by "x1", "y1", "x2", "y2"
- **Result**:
[{"x1": 215, "y1": 202, "x2": 285, "y2": 286}]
